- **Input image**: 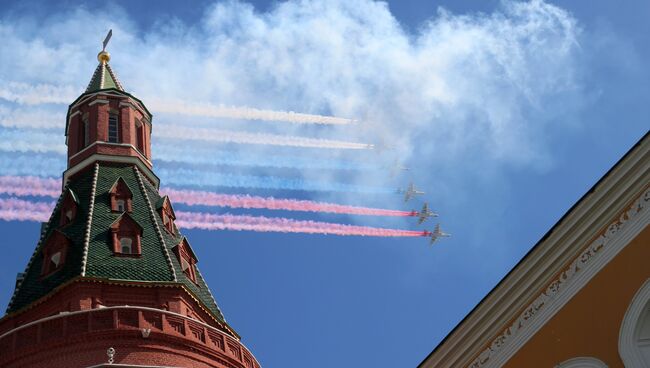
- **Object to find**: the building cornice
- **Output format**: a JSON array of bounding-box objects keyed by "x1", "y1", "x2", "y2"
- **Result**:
[
  {"x1": 419, "y1": 133, "x2": 650, "y2": 368},
  {"x1": 63, "y1": 153, "x2": 160, "y2": 189}
]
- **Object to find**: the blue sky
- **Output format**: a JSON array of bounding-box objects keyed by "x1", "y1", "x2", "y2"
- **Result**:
[{"x1": 0, "y1": 1, "x2": 648, "y2": 367}]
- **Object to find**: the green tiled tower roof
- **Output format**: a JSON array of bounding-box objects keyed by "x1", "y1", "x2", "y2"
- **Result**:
[
  {"x1": 85, "y1": 61, "x2": 124, "y2": 92},
  {"x1": 7, "y1": 164, "x2": 225, "y2": 322},
  {"x1": 7, "y1": 46, "x2": 228, "y2": 327}
]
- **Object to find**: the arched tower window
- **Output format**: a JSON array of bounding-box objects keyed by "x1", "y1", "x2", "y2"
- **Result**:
[
  {"x1": 135, "y1": 119, "x2": 145, "y2": 153},
  {"x1": 110, "y1": 213, "x2": 142, "y2": 257},
  {"x1": 108, "y1": 112, "x2": 119, "y2": 143},
  {"x1": 84, "y1": 118, "x2": 90, "y2": 147},
  {"x1": 120, "y1": 237, "x2": 133, "y2": 254},
  {"x1": 619, "y1": 279, "x2": 650, "y2": 367}
]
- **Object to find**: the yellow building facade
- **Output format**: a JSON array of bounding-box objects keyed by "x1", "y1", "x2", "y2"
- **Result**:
[{"x1": 420, "y1": 132, "x2": 649, "y2": 368}]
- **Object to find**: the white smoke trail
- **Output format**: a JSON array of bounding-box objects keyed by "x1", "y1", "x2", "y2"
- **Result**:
[
  {"x1": 149, "y1": 99, "x2": 356, "y2": 125},
  {"x1": 0, "y1": 81, "x2": 77, "y2": 105},
  {"x1": 0, "y1": 82, "x2": 357, "y2": 126},
  {"x1": 0, "y1": 106, "x2": 63, "y2": 129},
  {"x1": 0, "y1": 129, "x2": 66, "y2": 154},
  {"x1": 155, "y1": 125, "x2": 373, "y2": 150}
]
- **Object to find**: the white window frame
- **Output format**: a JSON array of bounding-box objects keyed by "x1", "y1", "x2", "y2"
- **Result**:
[
  {"x1": 619, "y1": 278, "x2": 650, "y2": 368},
  {"x1": 120, "y1": 237, "x2": 133, "y2": 254}
]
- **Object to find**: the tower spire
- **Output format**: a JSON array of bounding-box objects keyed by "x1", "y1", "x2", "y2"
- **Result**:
[{"x1": 86, "y1": 29, "x2": 123, "y2": 92}]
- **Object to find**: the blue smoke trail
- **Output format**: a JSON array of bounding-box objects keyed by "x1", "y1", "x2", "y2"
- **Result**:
[
  {"x1": 0, "y1": 127, "x2": 380, "y2": 172},
  {"x1": 0, "y1": 152, "x2": 64, "y2": 177},
  {"x1": 157, "y1": 168, "x2": 394, "y2": 194},
  {"x1": 154, "y1": 144, "x2": 380, "y2": 171},
  {"x1": 0, "y1": 153, "x2": 392, "y2": 194}
]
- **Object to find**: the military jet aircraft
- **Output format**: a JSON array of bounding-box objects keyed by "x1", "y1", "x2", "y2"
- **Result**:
[
  {"x1": 399, "y1": 182, "x2": 425, "y2": 202},
  {"x1": 426, "y1": 224, "x2": 451, "y2": 245},
  {"x1": 412, "y1": 202, "x2": 438, "y2": 224}
]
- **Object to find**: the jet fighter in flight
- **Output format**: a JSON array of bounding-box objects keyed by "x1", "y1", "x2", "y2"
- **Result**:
[
  {"x1": 412, "y1": 202, "x2": 438, "y2": 224},
  {"x1": 399, "y1": 182, "x2": 425, "y2": 202},
  {"x1": 426, "y1": 224, "x2": 450, "y2": 245}
]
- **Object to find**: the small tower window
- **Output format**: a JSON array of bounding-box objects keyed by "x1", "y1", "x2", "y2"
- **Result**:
[
  {"x1": 120, "y1": 238, "x2": 133, "y2": 254},
  {"x1": 108, "y1": 113, "x2": 119, "y2": 143},
  {"x1": 173, "y1": 238, "x2": 198, "y2": 284},
  {"x1": 41, "y1": 231, "x2": 70, "y2": 277},
  {"x1": 135, "y1": 120, "x2": 145, "y2": 153},
  {"x1": 110, "y1": 213, "x2": 142, "y2": 257},
  {"x1": 59, "y1": 189, "x2": 79, "y2": 227},
  {"x1": 109, "y1": 178, "x2": 133, "y2": 213},
  {"x1": 157, "y1": 196, "x2": 176, "y2": 235},
  {"x1": 83, "y1": 118, "x2": 90, "y2": 147}
]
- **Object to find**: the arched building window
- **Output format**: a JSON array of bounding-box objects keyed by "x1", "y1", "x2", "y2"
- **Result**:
[
  {"x1": 83, "y1": 118, "x2": 90, "y2": 148},
  {"x1": 135, "y1": 119, "x2": 145, "y2": 153},
  {"x1": 619, "y1": 279, "x2": 650, "y2": 368},
  {"x1": 555, "y1": 357, "x2": 608, "y2": 368},
  {"x1": 120, "y1": 237, "x2": 133, "y2": 254},
  {"x1": 108, "y1": 112, "x2": 119, "y2": 143}
]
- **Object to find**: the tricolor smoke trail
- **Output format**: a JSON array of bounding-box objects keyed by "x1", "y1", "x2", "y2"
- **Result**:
[
  {"x1": 155, "y1": 126, "x2": 372, "y2": 150},
  {"x1": 176, "y1": 211, "x2": 427, "y2": 237},
  {"x1": 0, "y1": 197, "x2": 427, "y2": 238},
  {"x1": 0, "y1": 175, "x2": 416, "y2": 217},
  {"x1": 0, "y1": 153, "x2": 387, "y2": 193},
  {"x1": 150, "y1": 99, "x2": 356, "y2": 125}
]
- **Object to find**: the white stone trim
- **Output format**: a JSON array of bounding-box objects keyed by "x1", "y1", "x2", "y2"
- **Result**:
[
  {"x1": 88, "y1": 99, "x2": 109, "y2": 107},
  {"x1": 469, "y1": 187, "x2": 650, "y2": 368},
  {"x1": 80, "y1": 163, "x2": 99, "y2": 277},
  {"x1": 619, "y1": 278, "x2": 650, "y2": 368},
  {"x1": 63, "y1": 153, "x2": 159, "y2": 188},
  {"x1": 555, "y1": 357, "x2": 608, "y2": 368},
  {"x1": 133, "y1": 167, "x2": 177, "y2": 282},
  {"x1": 68, "y1": 141, "x2": 152, "y2": 166}
]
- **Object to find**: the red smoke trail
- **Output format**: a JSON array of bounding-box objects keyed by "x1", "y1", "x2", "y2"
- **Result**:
[
  {"x1": 0, "y1": 197, "x2": 425, "y2": 237},
  {"x1": 0, "y1": 175, "x2": 59, "y2": 197},
  {"x1": 0, "y1": 175, "x2": 417, "y2": 218},
  {"x1": 176, "y1": 211, "x2": 427, "y2": 237},
  {"x1": 0, "y1": 197, "x2": 52, "y2": 222}
]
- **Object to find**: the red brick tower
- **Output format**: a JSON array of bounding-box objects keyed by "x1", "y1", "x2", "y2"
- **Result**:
[{"x1": 0, "y1": 38, "x2": 260, "y2": 368}]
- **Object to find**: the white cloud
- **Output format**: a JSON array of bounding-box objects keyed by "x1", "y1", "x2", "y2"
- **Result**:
[{"x1": 0, "y1": 0, "x2": 584, "y2": 213}]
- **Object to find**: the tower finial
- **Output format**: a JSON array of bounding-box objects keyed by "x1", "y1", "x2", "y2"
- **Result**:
[{"x1": 97, "y1": 29, "x2": 113, "y2": 64}]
